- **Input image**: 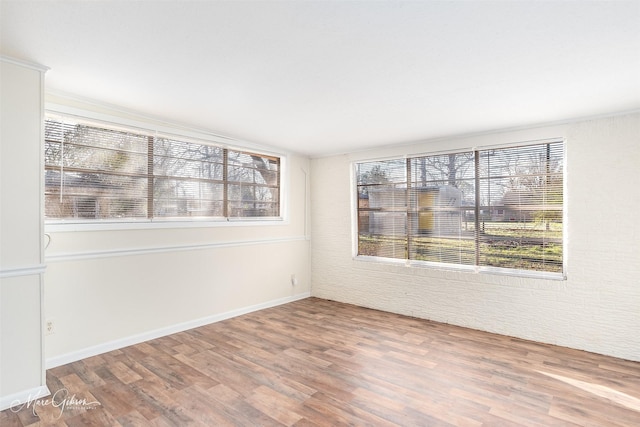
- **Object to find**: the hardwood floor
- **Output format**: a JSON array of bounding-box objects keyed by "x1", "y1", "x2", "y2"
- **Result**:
[{"x1": 2, "y1": 297, "x2": 639, "y2": 426}]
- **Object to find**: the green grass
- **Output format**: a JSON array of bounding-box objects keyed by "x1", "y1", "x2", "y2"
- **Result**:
[
  {"x1": 476, "y1": 221, "x2": 562, "y2": 240},
  {"x1": 358, "y1": 221, "x2": 563, "y2": 273}
]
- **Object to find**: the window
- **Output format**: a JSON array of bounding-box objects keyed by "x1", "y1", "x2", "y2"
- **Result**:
[
  {"x1": 45, "y1": 115, "x2": 281, "y2": 222},
  {"x1": 355, "y1": 140, "x2": 564, "y2": 277}
]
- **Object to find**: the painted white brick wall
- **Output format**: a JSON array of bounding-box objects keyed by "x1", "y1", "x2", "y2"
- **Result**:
[{"x1": 310, "y1": 112, "x2": 640, "y2": 362}]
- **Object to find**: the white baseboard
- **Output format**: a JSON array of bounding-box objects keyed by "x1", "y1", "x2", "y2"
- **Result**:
[
  {"x1": 0, "y1": 385, "x2": 51, "y2": 412},
  {"x1": 46, "y1": 292, "x2": 311, "y2": 369}
]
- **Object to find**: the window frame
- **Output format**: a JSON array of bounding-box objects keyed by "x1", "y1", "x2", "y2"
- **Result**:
[
  {"x1": 44, "y1": 104, "x2": 288, "y2": 231},
  {"x1": 352, "y1": 138, "x2": 566, "y2": 280}
]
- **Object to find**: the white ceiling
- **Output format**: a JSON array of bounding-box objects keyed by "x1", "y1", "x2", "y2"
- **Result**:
[{"x1": 1, "y1": 1, "x2": 639, "y2": 156}]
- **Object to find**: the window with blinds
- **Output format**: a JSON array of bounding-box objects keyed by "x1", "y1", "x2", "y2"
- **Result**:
[
  {"x1": 45, "y1": 115, "x2": 281, "y2": 221},
  {"x1": 356, "y1": 140, "x2": 564, "y2": 276}
]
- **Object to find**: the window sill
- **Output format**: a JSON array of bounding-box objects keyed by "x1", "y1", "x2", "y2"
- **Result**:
[
  {"x1": 354, "y1": 255, "x2": 566, "y2": 281},
  {"x1": 45, "y1": 217, "x2": 287, "y2": 233}
]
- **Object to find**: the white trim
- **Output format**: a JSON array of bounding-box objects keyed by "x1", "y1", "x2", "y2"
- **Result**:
[
  {"x1": 0, "y1": 265, "x2": 47, "y2": 279},
  {"x1": 279, "y1": 154, "x2": 290, "y2": 228},
  {"x1": 45, "y1": 217, "x2": 288, "y2": 233},
  {"x1": 350, "y1": 163, "x2": 359, "y2": 258},
  {"x1": 39, "y1": 273, "x2": 47, "y2": 394},
  {"x1": 40, "y1": 71, "x2": 49, "y2": 390},
  {"x1": 0, "y1": 385, "x2": 51, "y2": 412},
  {"x1": 0, "y1": 55, "x2": 49, "y2": 72},
  {"x1": 39, "y1": 63, "x2": 47, "y2": 263},
  {"x1": 351, "y1": 137, "x2": 564, "y2": 164},
  {"x1": 351, "y1": 138, "x2": 566, "y2": 281},
  {"x1": 45, "y1": 236, "x2": 307, "y2": 262},
  {"x1": 46, "y1": 293, "x2": 311, "y2": 369},
  {"x1": 43, "y1": 107, "x2": 290, "y2": 229}
]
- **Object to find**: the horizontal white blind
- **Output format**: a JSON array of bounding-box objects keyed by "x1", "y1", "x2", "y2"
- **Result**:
[
  {"x1": 477, "y1": 142, "x2": 563, "y2": 272},
  {"x1": 356, "y1": 159, "x2": 408, "y2": 259},
  {"x1": 407, "y1": 152, "x2": 476, "y2": 266},
  {"x1": 355, "y1": 141, "x2": 564, "y2": 275},
  {"x1": 45, "y1": 118, "x2": 149, "y2": 219},
  {"x1": 44, "y1": 115, "x2": 281, "y2": 221},
  {"x1": 227, "y1": 150, "x2": 280, "y2": 218},
  {"x1": 153, "y1": 137, "x2": 225, "y2": 218}
]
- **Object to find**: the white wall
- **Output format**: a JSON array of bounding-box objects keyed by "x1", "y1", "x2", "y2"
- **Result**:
[
  {"x1": 0, "y1": 57, "x2": 49, "y2": 410},
  {"x1": 311, "y1": 112, "x2": 640, "y2": 362},
  {"x1": 43, "y1": 98, "x2": 312, "y2": 367}
]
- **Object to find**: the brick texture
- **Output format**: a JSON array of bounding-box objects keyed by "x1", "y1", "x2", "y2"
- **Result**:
[{"x1": 310, "y1": 112, "x2": 640, "y2": 362}]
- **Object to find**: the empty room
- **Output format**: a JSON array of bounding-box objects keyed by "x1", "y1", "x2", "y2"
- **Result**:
[{"x1": 1, "y1": 0, "x2": 639, "y2": 425}]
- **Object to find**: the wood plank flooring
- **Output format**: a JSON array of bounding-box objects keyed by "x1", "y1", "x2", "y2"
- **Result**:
[{"x1": 2, "y1": 297, "x2": 639, "y2": 426}]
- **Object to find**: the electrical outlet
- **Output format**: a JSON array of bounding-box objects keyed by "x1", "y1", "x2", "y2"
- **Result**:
[
  {"x1": 291, "y1": 274, "x2": 298, "y2": 286},
  {"x1": 45, "y1": 319, "x2": 55, "y2": 335}
]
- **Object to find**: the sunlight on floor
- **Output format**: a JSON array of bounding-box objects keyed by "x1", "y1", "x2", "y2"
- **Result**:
[{"x1": 538, "y1": 371, "x2": 640, "y2": 412}]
